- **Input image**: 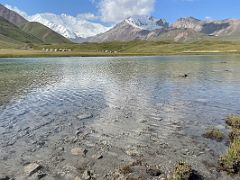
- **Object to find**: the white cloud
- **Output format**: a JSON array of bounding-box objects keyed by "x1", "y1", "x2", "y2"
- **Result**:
[
  {"x1": 76, "y1": 13, "x2": 99, "y2": 21},
  {"x1": 98, "y1": 0, "x2": 156, "y2": 23}
]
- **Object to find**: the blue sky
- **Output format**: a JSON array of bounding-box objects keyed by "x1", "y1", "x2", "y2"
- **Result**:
[{"x1": 1, "y1": 0, "x2": 240, "y2": 24}]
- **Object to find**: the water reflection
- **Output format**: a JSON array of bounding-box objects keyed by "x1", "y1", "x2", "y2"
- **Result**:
[{"x1": 0, "y1": 56, "x2": 240, "y2": 178}]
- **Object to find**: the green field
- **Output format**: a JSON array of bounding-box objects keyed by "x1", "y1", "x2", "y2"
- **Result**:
[{"x1": 1, "y1": 40, "x2": 240, "y2": 58}]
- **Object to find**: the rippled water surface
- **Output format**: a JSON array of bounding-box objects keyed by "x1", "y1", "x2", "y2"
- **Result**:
[{"x1": 0, "y1": 56, "x2": 240, "y2": 179}]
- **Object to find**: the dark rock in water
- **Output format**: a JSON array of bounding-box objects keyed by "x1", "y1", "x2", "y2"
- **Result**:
[
  {"x1": 82, "y1": 170, "x2": 91, "y2": 180},
  {"x1": 75, "y1": 130, "x2": 83, "y2": 136},
  {"x1": 92, "y1": 153, "x2": 103, "y2": 160},
  {"x1": 77, "y1": 112, "x2": 93, "y2": 120},
  {"x1": 58, "y1": 147, "x2": 64, "y2": 152},
  {"x1": 0, "y1": 176, "x2": 11, "y2": 180},
  {"x1": 37, "y1": 172, "x2": 47, "y2": 179},
  {"x1": 179, "y1": 74, "x2": 189, "y2": 78},
  {"x1": 146, "y1": 166, "x2": 162, "y2": 176}
]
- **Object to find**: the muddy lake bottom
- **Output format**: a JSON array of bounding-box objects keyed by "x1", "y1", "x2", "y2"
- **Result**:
[{"x1": 0, "y1": 56, "x2": 240, "y2": 179}]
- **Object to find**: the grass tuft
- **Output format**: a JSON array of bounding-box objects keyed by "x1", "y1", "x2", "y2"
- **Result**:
[
  {"x1": 229, "y1": 128, "x2": 240, "y2": 142},
  {"x1": 173, "y1": 161, "x2": 193, "y2": 180},
  {"x1": 219, "y1": 140, "x2": 240, "y2": 174},
  {"x1": 202, "y1": 127, "x2": 224, "y2": 142},
  {"x1": 119, "y1": 165, "x2": 133, "y2": 175},
  {"x1": 225, "y1": 115, "x2": 240, "y2": 128}
]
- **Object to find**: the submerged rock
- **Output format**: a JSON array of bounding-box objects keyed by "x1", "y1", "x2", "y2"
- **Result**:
[
  {"x1": 77, "y1": 112, "x2": 93, "y2": 121},
  {"x1": 92, "y1": 153, "x2": 103, "y2": 160},
  {"x1": 82, "y1": 170, "x2": 95, "y2": 180},
  {"x1": 125, "y1": 148, "x2": 140, "y2": 157},
  {"x1": 0, "y1": 176, "x2": 11, "y2": 180},
  {"x1": 71, "y1": 147, "x2": 88, "y2": 156},
  {"x1": 24, "y1": 163, "x2": 42, "y2": 176}
]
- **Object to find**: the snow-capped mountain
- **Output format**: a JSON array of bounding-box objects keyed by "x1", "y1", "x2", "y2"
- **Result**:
[
  {"x1": 28, "y1": 13, "x2": 111, "y2": 39},
  {"x1": 125, "y1": 15, "x2": 168, "y2": 31},
  {"x1": 87, "y1": 16, "x2": 169, "y2": 42}
]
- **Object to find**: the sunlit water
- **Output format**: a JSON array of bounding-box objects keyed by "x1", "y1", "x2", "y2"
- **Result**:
[{"x1": 0, "y1": 56, "x2": 240, "y2": 179}]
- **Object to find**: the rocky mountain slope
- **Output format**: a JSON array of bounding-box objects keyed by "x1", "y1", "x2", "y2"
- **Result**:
[
  {"x1": 0, "y1": 4, "x2": 27, "y2": 27},
  {"x1": 0, "y1": 4, "x2": 70, "y2": 45}
]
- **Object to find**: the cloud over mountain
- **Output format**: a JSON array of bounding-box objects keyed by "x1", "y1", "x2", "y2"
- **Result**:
[{"x1": 98, "y1": 0, "x2": 156, "y2": 23}]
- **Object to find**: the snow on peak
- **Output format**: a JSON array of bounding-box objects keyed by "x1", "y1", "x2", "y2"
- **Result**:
[
  {"x1": 28, "y1": 13, "x2": 111, "y2": 39},
  {"x1": 125, "y1": 15, "x2": 168, "y2": 31}
]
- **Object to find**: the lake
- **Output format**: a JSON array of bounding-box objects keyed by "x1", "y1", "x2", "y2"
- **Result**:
[{"x1": 0, "y1": 56, "x2": 240, "y2": 179}]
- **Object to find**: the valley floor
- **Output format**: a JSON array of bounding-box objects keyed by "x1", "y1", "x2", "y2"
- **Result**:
[{"x1": 1, "y1": 40, "x2": 240, "y2": 58}]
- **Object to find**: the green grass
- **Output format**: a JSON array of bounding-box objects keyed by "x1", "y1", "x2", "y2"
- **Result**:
[
  {"x1": 0, "y1": 17, "x2": 42, "y2": 44},
  {"x1": 20, "y1": 22, "x2": 70, "y2": 44},
  {"x1": 219, "y1": 140, "x2": 240, "y2": 174},
  {"x1": 1, "y1": 40, "x2": 240, "y2": 58},
  {"x1": 229, "y1": 128, "x2": 240, "y2": 142},
  {"x1": 219, "y1": 115, "x2": 240, "y2": 174},
  {"x1": 36, "y1": 40, "x2": 240, "y2": 55}
]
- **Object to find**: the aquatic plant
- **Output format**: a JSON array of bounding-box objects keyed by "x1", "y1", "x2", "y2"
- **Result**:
[
  {"x1": 119, "y1": 165, "x2": 133, "y2": 175},
  {"x1": 202, "y1": 127, "x2": 224, "y2": 142},
  {"x1": 172, "y1": 161, "x2": 193, "y2": 180},
  {"x1": 229, "y1": 128, "x2": 240, "y2": 142},
  {"x1": 225, "y1": 115, "x2": 240, "y2": 128}
]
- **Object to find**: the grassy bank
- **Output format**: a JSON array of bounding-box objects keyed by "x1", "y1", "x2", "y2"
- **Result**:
[{"x1": 1, "y1": 40, "x2": 240, "y2": 58}]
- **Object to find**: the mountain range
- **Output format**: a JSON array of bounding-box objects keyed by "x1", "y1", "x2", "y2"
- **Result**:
[
  {"x1": 85, "y1": 16, "x2": 240, "y2": 43},
  {"x1": 1, "y1": 3, "x2": 240, "y2": 47}
]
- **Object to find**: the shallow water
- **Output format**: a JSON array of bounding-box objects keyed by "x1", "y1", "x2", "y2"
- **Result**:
[{"x1": 0, "y1": 56, "x2": 240, "y2": 179}]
